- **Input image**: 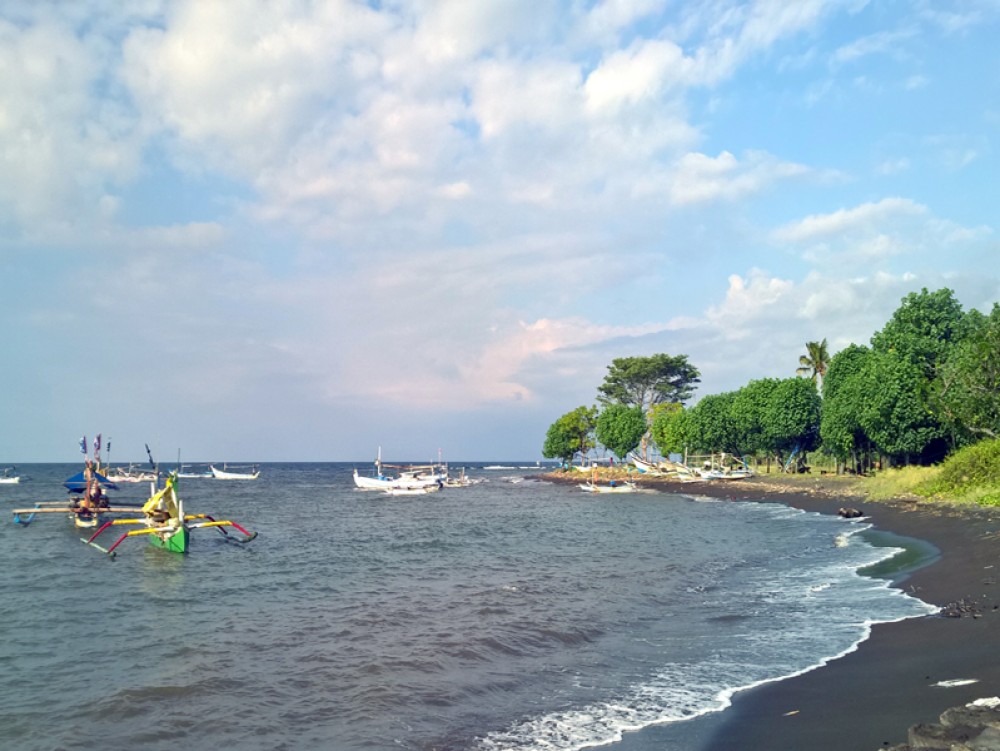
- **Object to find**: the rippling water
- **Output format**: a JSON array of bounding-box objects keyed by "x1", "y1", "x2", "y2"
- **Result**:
[{"x1": 0, "y1": 463, "x2": 935, "y2": 750}]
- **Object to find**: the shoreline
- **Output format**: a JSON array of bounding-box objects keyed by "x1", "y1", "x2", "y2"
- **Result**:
[{"x1": 539, "y1": 471, "x2": 1000, "y2": 749}]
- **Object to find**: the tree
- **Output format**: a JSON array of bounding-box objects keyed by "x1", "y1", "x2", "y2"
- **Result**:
[
  {"x1": 597, "y1": 354, "x2": 701, "y2": 411},
  {"x1": 650, "y1": 403, "x2": 689, "y2": 456},
  {"x1": 934, "y1": 304, "x2": 1000, "y2": 443},
  {"x1": 764, "y1": 377, "x2": 821, "y2": 469},
  {"x1": 542, "y1": 406, "x2": 598, "y2": 464},
  {"x1": 730, "y1": 378, "x2": 778, "y2": 458},
  {"x1": 686, "y1": 392, "x2": 740, "y2": 455},
  {"x1": 796, "y1": 339, "x2": 830, "y2": 385},
  {"x1": 871, "y1": 288, "x2": 967, "y2": 380},
  {"x1": 857, "y1": 350, "x2": 946, "y2": 465},
  {"x1": 819, "y1": 344, "x2": 872, "y2": 471},
  {"x1": 595, "y1": 404, "x2": 647, "y2": 460}
]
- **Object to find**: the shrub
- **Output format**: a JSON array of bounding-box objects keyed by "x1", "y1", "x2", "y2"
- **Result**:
[{"x1": 918, "y1": 438, "x2": 1000, "y2": 503}]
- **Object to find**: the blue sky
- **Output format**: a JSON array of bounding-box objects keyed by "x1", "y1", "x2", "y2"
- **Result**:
[{"x1": 1, "y1": 0, "x2": 998, "y2": 463}]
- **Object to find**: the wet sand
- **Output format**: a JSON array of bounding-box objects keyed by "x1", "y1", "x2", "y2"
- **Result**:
[{"x1": 647, "y1": 476, "x2": 1000, "y2": 750}]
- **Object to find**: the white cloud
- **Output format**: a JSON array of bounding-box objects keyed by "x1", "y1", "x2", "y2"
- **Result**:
[
  {"x1": 772, "y1": 197, "x2": 925, "y2": 243},
  {"x1": 583, "y1": 39, "x2": 690, "y2": 113},
  {"x1": 0, "y1": 16, "x2": 140, "y2": 229},
  {"x1": 665, "y1": 150, "x2": 808, "y2": 204}
]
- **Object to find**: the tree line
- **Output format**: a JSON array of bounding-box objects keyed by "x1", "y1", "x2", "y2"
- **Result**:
[{"x1": 542, "y1": 288, "x2": 1000, "y2": 474}]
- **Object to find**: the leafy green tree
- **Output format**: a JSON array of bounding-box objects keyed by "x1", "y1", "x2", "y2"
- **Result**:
[
  {"x1": 542, "y1": 406, "x2": 598, "y2": 464},
  {"x1": 730, "y1": 378, "x2": 778, "y2": 458},
  {"x1": 650, "y1": 403, "x2": 690, "y2": 456},
  {"x1": 934, "y1": 304, "x2": 1000, "y2": 443},
  {"x1": 820, "y1": 344, "x2": 873, "y2": 472},
  {"x1": 595, "y1": 404, "x2": 647, "y2": 460},
  {"x1": 764, "y1": 377, "x2": 821, "y2": 468},
  {"x1": 796, "y1": 339, "x2": 830, "y2": 385},
  {"x1": 858, "y1": 350, "x2": 946, "y2": 465},
  {"x1": 597, "y1": 354, "x2": 701, "y2": 411},
  {"x1": 687, "y1": 391, "x2": 740, "y2": 455},
  {"x1": 871, "y1": 288, "x2": 967, "y2": 379}
]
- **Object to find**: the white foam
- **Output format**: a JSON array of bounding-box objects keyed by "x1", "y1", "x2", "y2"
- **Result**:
[{"x1": 475, "y1": 502, "x2": 938, "y2": 751}]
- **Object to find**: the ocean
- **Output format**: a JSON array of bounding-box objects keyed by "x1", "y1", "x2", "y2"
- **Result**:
[{"x1": 0, "y1": 462, "x2": 937, "y2": 751}]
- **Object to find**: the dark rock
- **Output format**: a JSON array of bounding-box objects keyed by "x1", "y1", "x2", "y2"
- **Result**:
[{"x1": 882, "y1": 701, "x2": 1000, "y2": 750}]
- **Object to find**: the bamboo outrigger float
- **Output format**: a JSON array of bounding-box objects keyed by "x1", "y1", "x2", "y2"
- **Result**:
[{"x1": 81, "y1": 473, "x2": 257, "y2": 558}]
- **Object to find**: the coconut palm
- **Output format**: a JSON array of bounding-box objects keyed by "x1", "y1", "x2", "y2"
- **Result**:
[{"x1": 797, "y1": 339, "x2": 830, "y2": 384}]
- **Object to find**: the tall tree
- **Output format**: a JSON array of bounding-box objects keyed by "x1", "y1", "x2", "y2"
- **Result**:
[
  {"x1": 542, "y1": 406, "x2": 598, "y2": 464},
  {"x1": 871, "y1": 288, "x2": 967, "y2": 379},
  {"x1": 650, "y1": 403, "x2": 690, "y2": 457},
  {"x1": 796, "y1": 339, "x2": 830, "y2": 385},
  {"x1": 819, "y1": 344, "x2": 872, "y2": 471},
  {"x1": 687, "y1": 391, "x2": 740, "y2": 455},
  {"x1": 597, "y1": 354, "x2": 701, "y2": 411},
  {"x1": 934, "y1": 304, "x2": 1000, "y2": 443},
  {"x1": 764, "y1": 377, "x2": 821, "y2": 469},
  {"x1": 858, "y1": 350, "x2": 946, "y2": 465},
  {"x1": 730, "y1": 378, "x2": 778, "y2": 458},
  {"x1": 595, "y1": 404, "x2": 647, "y2": 461}
]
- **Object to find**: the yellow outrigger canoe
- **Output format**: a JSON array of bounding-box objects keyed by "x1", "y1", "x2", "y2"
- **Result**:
[{"x1": 81, "y1": 473, "x2": 257, "y2": 557}]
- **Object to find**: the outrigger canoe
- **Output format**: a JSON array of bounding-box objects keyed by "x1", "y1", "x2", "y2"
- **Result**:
[{"x1": 81, "y1": 473, "x2": 257, "y2": 557}]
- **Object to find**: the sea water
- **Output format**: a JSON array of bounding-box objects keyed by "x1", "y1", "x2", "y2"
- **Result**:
[{"x1": 0, "y1": 463, "x2": 937, "y2": 751}]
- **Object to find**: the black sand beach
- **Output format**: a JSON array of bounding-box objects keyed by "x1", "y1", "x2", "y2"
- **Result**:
[
  {"x1": 652, "y1": 476, "x2": 1000, "y2": 750},
  {"x1": 541, "y1": 472, "x2": 1000, "y2": 749}
]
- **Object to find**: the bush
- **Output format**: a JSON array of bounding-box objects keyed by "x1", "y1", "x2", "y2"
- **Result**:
[{"x1": 918, "y1": 438, "x2": 1000, "y2": 504}]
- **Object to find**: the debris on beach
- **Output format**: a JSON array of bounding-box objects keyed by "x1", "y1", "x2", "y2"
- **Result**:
[
  {"x1": 885, "y1": 699, "x2": 1000, "y2": 751},
  {"x1": 932, "y1": 678, "x2": 980, "y2": 687},
  {"x1": 939, "y1": 597, "x2": 984, "y2": 618}
]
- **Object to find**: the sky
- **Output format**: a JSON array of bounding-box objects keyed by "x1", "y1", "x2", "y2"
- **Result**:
[{"x1": 1, "y1": 0, "x2": 999, "y2": 463}]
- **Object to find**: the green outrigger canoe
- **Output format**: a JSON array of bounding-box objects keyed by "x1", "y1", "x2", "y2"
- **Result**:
[{"x1": 82, "y1": 473, "x2": 256, "y2": 557}]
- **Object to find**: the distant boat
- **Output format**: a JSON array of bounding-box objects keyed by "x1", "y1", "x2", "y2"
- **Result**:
[
  {"x1": 210, "y1": 464, "x2": 261, "y2": 480},
  {"x1": 177, "y1": 464, "x2": 213, "y2": 479},
  {"x1": 384, "y1": 485, "x2": 441, "y2": 496},
  {"x1": 104, "y1": 464, "x2": 158, "y2": 483},
  {"x1": 0, "y1": 467, "x2": 19, "y2": 484},
  {"x1": 353, "y1": 447, "x2": 446, "y2": 491}
]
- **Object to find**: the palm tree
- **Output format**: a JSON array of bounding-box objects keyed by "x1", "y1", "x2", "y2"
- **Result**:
[{"x1": 797, "y1": 339, "x2": 830, "y2": 385}]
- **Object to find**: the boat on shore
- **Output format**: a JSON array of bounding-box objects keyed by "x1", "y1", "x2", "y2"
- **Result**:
[
  {"x1": 579, "y1": 479, "x2": 638, "y2": 493},
  {"x1": 210, "y1": 464, "x2": 261, "y2": 480}
]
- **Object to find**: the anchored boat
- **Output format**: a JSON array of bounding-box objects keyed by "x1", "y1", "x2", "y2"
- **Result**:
[
  {"x1": 81, "y1": 473, "x2": 257, "y2": 557},
  {"x1": 210, "y1": 464, "x2": 261, "y2": 480}
]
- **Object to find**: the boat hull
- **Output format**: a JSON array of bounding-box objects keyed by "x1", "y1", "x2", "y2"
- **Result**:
[
  {"x1": 579, "y1": 483, "x2": 638, "y2": 493},
  {"x1": 210, "y1": 466, "x2": 260, "y2": 480},
  {"x1": 148, "y1": 527, "x2": 189, "y2": 554}
]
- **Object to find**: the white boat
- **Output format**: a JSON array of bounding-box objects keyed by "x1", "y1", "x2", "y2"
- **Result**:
[
  {"x1": 177, "y1": 464, "x2": 213, "y2": 479},
  {"x1": 210, "y1": 464, "x2": 261, "y2": 480},
  {"x1": 579, "y1": 480, "x2": 638, "y2": 493},
  {"x1": 104, "y1": 464, "x2": 158, "y2": 483},
  {"x1": 384, "y1": 485, "x2": 441, "y2": 496},
  {"x1": 0, "y1": 468, "x2": 20, "y2": 484},
  {"x1": 353, "y1": 468, "x2": 443, "y2": 491},
  {"x1": 697, "y1": 465, "x2": 754, "y2": 480},
  {"x1": 353, "y1": 448, "x2": 446, "y2": 491}
]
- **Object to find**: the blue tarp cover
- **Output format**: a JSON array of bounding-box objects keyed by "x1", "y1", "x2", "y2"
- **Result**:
[{"x1": 63, "y1": 470, "x2": 118, "y2": 493}]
